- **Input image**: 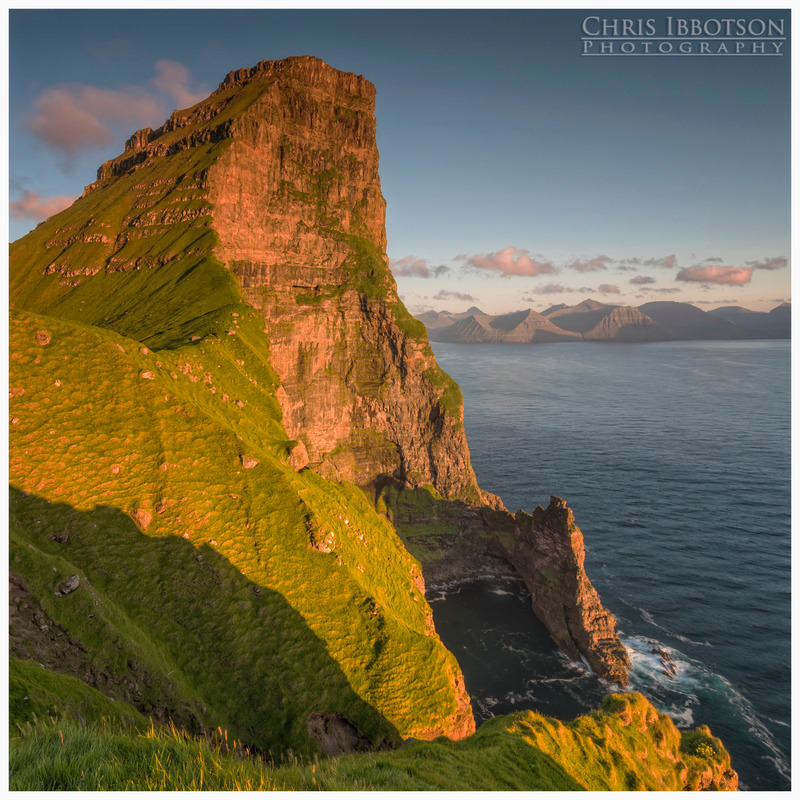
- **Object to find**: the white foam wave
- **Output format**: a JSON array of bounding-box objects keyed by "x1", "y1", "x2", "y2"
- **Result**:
[
  {"x1": 663, "y1": 705, "x2": 695, "y2": 727},
  {"x1": 624, "y1": 634, "x2": 790, "y2": 782},
  {"x1": 673, "y1": 633, "x2": 713, "y2": 647}
]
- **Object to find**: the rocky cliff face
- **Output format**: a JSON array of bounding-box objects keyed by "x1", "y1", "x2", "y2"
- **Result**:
[
  {"x1": 210, "y1": 58, "x2": 484, "y2": 497},
  {"x1": 386, "y1": 486, "x2": 630, "y2": 685},
  {"x1": 497, "y1": 497, "x2": 630, "y2": 684},
  {"x1": 11, "y1": 55, "x2": 629, "y2": 707}
]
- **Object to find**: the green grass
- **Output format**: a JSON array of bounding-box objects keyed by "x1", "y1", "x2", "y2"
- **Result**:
[
  {"x1": 9, "y1": 693, "x2": 735, "y2": 791},
  {"x1": 9, "y1": 306, "x2": 471, "y2": 754},
  {"x1": 10, "y1": 660, "x2": 148, "y2": 733}
]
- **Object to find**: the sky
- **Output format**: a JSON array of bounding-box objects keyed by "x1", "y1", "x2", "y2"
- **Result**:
[{"x1": 8, "y1": 8, "x2": 792, "y2": 313}]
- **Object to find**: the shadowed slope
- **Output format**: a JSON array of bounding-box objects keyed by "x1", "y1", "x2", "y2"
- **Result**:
[{"x1": 9, "y1": 307, "x2": 473, "y2": 747}]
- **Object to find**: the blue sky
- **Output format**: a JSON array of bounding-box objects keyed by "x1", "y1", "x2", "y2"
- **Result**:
[{"x1": 9, "y1": 9, "x2": 791, "y2": 312}]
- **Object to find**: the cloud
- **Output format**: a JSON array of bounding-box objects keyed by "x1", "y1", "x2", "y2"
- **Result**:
[
  {"x1": 676, "y1": 265, "x2": 753, "y2": 285},
  {"x1": 526, "y1": 283, "x2": 575, "y2": 295},
  {"x1": 598, "y1": 284, "x2": 620, "y2": 295},
  {"x1": 453, "y1": 253, "x2": 468, "y2": 261},
  {"x1": 634, "y1": 288, "x2": 682, "y2": 298},
  {"x1": 389, "y1": 256, "x2": 450, "y2": 279},
  {"x1": 25, "y1": 60, "x2": 206, "y2": 170},
  {"x1": 694, "y1": 299, "x2": 737, "y2": 305},
  {"x1": 26, "y1": 83, "x2": 164, "y2": 163},
  {"x1": 746, "y1": 256, "x2": 788, "y2": 270},
  {"x1": 467, "y1": 246, "x2": 556, "y2": 278},
  {"x1": 703, "y1": 257, "x2": 724, "y2": 263},
  {"x1": 643, "y1": 255, "x2": 677, "y2": 268},
  {"x1": 620, "y1": 255, "x2": 678, "y2": 268},
  {"x1": 10, "y1": 190, "x2": 76, "y2": 222},
  {"x1": 565, "y1": 255, "x2": 612, "y2": 272},
  {"x1": 433, "y1": 289, "x2": 477, "y2": 303},
  {"x1": 152, "y1": 59, "x2": 209, "y2": 109},
  {"x1": 629, "y1": 275, "x2": 656, "y2": 285}
]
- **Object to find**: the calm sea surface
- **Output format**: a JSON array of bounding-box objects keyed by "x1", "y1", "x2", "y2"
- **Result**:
[{"x1": 429, "y1": 340, "x2": 790, "y2": 791}]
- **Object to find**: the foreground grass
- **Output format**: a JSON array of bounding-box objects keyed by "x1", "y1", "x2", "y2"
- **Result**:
[{"x1": 10, "y1": 693, "x2": 736, "y2": 791}]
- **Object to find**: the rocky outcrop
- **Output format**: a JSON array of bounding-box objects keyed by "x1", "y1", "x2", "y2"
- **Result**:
[
  {"x1": 493, "y1": 497, "x2": 629, "y2": 685},
  {"x1": 385, "y1": 486, "x2": 629, "y2": 685}
]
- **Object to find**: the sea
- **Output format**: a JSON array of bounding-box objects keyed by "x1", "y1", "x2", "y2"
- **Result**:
[{"x1": 428, "y1": 339, "x2": 790, "y2": 791}]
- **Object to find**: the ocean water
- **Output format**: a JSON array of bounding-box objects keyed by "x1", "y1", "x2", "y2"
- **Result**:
[{"x1": 429, "y1": 340, "x2": 790, "y2": 791}]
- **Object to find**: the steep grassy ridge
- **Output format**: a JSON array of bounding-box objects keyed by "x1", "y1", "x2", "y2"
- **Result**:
[{"x1": 9, "y1": 307, "x2": 471, "y2": 752}]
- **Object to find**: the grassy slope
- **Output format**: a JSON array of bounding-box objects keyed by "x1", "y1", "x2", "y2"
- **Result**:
[
  {"x1": 9, "y1": 306, "x2": 466, "y2": 753},
  {"x1": 9, "y1": 75, "x2": 476, "y2": 752},
  {"x1": 9, "y1": 693, "x2": 734, "y2": 791}
]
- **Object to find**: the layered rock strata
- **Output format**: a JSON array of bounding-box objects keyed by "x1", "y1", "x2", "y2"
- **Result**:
[
  {"x1": 14, "y1": 55, "x2": 628, "y2": 688},
  {"x1": 205, "y1": 57, "x2": 481, "y2": 498}
]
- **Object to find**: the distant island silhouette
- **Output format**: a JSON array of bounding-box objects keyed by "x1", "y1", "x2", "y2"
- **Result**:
[{"x1": 418, "y1": 299, "x2": 790, "y2": 343}]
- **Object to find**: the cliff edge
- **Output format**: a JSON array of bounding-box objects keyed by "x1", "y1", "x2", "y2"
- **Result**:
[{"x1": 10, "y1": 55, "x2": 628, "y2": 737}]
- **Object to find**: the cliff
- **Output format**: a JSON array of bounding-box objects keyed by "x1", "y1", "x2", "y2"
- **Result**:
[
  {"x1": 10, "y1": 55, "x2": 632, "y2": 758},
  {"x1": 9, "y1": 56, "x2": 479, "y2": 752},
  {"x1": 384, "y1": 487, "x2": 630, "y2": 686}
]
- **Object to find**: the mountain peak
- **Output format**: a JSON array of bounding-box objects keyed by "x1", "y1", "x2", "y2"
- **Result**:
[{"x1": 217, "y1": 55, "x2": 375, "y2": 96}]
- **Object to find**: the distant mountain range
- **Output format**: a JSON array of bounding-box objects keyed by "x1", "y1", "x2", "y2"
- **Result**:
[{"x1": 419, "y1": 300, "x2": 790, "y2": 344}]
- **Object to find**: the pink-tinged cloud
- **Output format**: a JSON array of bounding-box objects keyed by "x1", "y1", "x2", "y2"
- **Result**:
[
  {"x1": 434, "y1": 289, "x2": 476, "y2": 302},
  {"x1": 26, "y1": 83, "x2": 165, "y2": 160},
  {"x1": 25, "y1": 61, "x2": 205, "y2": 169},
  {"x1": 644, "y1": 254, "x2": 677, "y2": 268},
  {"x1": 598, "y1": 284, "x2": 620, "y2": 294},
  {"x1": 676, "y1": 265, "x2": 754, "y2": 285},
  {"x1": 468, "y1": 246, "x2": 556, "y2": 278},
  {"x1": 152, "y1": 59, "x2": 209, "y2": 109},
  {"x1": 746, "y1": 256, "x2": 788, "y2": 270},
  {"x1": 10, "y1": 190, "x2": 76, "y2": 222},
  {"x1": 629, "y1": 275, "x2": 655, "y2": 285},
  {"x1": 565, "y1": 255, "x2": 612, "y2": 272},
  {"x1": 390, "y1": 256, "x2": 430, "y2": 278}
]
